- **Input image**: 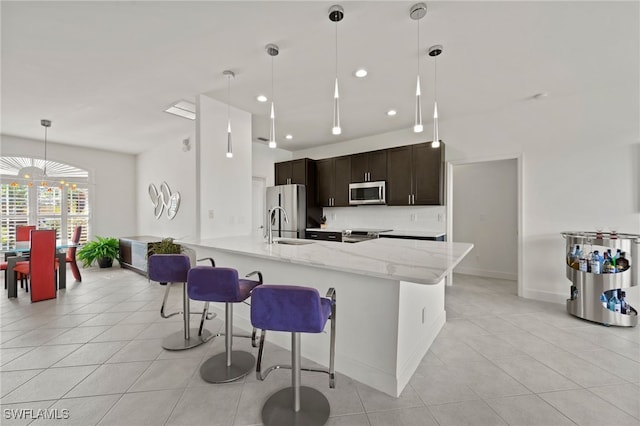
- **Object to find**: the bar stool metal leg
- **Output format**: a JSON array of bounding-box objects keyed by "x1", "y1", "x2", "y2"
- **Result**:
[
  {"x1": 162, "y1": 282, "x2": 212, "y2": 351},
  {"x1": 261, "y1": 332, "x2": 330, "y2": 426},
  {"x1": 199, "y1": 302, "x2": 255, "y2": 382}
]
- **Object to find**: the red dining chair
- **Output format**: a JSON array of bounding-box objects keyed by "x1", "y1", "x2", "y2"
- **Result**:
[
  {"x1": 13, "y1": 230, "x2": 58, "y2": 302},
  {"x1": 3, "y1": 225, "x2": 36, "y2": 290},
  {"x1": 16, "y1": 225, "x2": 36, "y2": 241},
  {"x1": 56, "y1": 225, "x2": 82, "y2": 282}
]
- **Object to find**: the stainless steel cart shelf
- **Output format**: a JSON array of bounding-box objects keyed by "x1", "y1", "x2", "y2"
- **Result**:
[{"x1": 562, "y1": 231, "x2": 639, "y2": 327}]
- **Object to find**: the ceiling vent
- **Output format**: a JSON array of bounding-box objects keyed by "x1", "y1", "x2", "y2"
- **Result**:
[{"x1": 164, "y1": 100, "x2": 196, "y2": 120}]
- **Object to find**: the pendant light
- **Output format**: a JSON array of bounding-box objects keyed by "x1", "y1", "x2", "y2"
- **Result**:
[
  {"x1": 429, "y1": 44, "x2": 443, "y2": 148},
  {"x1": 223, "y1": 70, "x2": 235, "y2": 158},
  {"x1": 410, "y1": 3, "x2": 427, "y2": 133},
  {"x1": 329, "y1": 5, "x2": 344, "y2": 136},
  {"x1": 19, "y1": 119, "x2": 51, "y2": 186},
  {"x1": 266, "y1": 44, "x2": 279, "y2": 149}
]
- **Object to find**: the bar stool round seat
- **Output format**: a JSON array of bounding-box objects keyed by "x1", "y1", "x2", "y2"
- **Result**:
[
  {"x1": 251, "y1": 284, "x2": 336, "y2": 426},
  {"x1": 188, "y1": 266, "x2": 262, "y2": 383},
  {"x1": 148, "y1": 254, "x2": 212, "y2": 350}
]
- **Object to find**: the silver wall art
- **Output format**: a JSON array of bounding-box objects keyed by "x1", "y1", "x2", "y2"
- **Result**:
[{"x1": 149, "y1": 181, "x2": 181, "y2": 220}]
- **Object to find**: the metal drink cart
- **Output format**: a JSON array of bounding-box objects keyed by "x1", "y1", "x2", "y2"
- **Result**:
[{"x1": 562, "y1": 231, "x2": 638, "y2": 327}]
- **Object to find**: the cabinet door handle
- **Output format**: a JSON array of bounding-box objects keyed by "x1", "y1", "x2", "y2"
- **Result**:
[
  {"x1": 408, "y1": 194, "x2": 411, "y2": 205},
  {"x1": 412, "y1": 194, "x2": 416, "y2": 205},
  {"x1": 311, "y1": 234, "x2": 318, "y2": 238},
  {"x1": 328, "y1": 235, "x2": 336, "y2": 239}
]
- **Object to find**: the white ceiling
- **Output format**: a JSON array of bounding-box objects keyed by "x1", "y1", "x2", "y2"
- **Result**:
[{"x1": 2, "y1": 1, "x2": 637, "y2": 154}]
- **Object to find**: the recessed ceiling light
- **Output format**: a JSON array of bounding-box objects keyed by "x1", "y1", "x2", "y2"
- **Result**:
[
  {"x1": 354, "y1": 68, "x2": 368, "y2": 78},
  {"x1": 164, "y1": 100, "x2": 196, "y2": 120},
  {"x1": 386, "y1": 109, "x2": 397, "y2": 116},
  {"x1": 285, "y1": 134, "x2": 293, "y2": 140},
  {"x1": 257, "y1": 95, "x2": 268, "y2": 102}
]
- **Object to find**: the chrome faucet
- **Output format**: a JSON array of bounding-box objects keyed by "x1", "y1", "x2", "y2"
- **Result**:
[{"x1": 267, "y1": 206, "x2": 289, "y2": 244}]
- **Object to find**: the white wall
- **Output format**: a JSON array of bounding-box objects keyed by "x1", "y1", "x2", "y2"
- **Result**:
[
  {"x1": 136, "y1": 132, "x2": 197, "y2": 240},
  {"x1": 197, "y1": 94, "x2": 252, "y2": 238},
  {"x1": 1, "y1": 134, "x2": 137, "y2": 239},
  {"x1": 452, "y1": 159, "x2": 518, "y2": 281},
  {"x1": 251, "y1": 143, "x2": 292, "y2": 186}
]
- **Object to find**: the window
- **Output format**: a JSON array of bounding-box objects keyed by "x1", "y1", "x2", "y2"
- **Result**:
[
  {"x1": 1, "y1": 156, "x2": 90, "y2": 248},
  {"x1": 67, "y1": 187, "x2": 89, "y2": 242},
  {"x1": 1, "y1": 184, "x2": 30, "y2": 248}
]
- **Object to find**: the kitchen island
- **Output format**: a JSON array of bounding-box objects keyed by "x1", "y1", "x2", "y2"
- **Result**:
[{"x1": 179, "y1": 235, "x2": 472, "y2": 397}]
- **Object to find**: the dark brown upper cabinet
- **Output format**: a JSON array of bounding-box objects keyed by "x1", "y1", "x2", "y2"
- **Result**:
[
  {"x1": 275, "y1": 158, "x2": 308, "y2": 185},
  {"x1": 317, "y1": 156, "x2": 351, "y2": 207},
  {"x1": 274, "y1": 158, "x2": 321, "y2": 227},
  {"x1": 387, "y1": 142, "x2": 444, "y2": 206},
  {"x1": 351, "y1": 150, "x2": 387, "y2": 183}
]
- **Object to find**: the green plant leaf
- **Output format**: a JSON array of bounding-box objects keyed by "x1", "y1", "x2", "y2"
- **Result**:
[{"x1": 77, "y1": 236, "x2": 120, "y2": 268}]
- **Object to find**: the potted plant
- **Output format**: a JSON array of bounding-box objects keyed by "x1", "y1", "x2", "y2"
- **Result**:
[
  {"x1": 77, "y1": 236, "x2": 120, "y2": 268},
  {"x1": 320, "y1": 216, "x2": 327, "y2": 229},
  {"x1": 147, "y1": 237, "x2": 181, "y2": 257}
]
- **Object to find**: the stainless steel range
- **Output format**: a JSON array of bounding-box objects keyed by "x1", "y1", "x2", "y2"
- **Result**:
[{"x1": 341, "y1": 228, "x2": 392, "y2": 243}]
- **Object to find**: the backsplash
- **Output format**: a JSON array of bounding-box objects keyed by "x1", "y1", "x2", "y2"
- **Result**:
[{"x1": 322, "y1": 205, "x2": 446, "y2": 232}]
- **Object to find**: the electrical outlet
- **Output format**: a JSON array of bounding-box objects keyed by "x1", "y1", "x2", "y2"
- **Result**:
[
  {"x1": 208, "y1": 209, "x2": 214, "y2": 219},
  {"x1": 438, "y1": 213, "x2": 444, "y2": 222},
  {"x1": 421, "y1": 307, "x2": 425, "y2": 324},
  {"x1": 331, "y1": 213, "x2": 337, "y2": 220}
]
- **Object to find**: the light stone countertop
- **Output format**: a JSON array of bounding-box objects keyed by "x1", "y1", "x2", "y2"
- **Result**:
[
  {"x1": 379, "y1": 230, "x2": 446, "y2": 238},
  {"x1": 179, "y1": 235, "x2": 473, "y2": 285},
  {"x1": 305, "y1": 227, "x2": 344, "y2": 233}
]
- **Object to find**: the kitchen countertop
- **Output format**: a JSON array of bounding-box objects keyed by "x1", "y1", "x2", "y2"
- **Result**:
[
  {"x1": 179, "y1": 235, "x2": 472, "y2": 285},
  {"x1": 380, "y1": 230, "x2": 446, "y2": 238},
  {"x1": 305, "y1": 227, "x2": 344, "y2": 233}
]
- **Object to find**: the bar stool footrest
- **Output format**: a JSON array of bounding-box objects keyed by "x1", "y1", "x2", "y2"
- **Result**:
[
  {"x1": 162, "y1": 328, "x2": 213, "y2": 351},
  {"x1": 262, "y1": 386, "x2": 330, "y2": 426},
  {"x1": 200, "y1": 350, "x2": 255, "y2": 383}
]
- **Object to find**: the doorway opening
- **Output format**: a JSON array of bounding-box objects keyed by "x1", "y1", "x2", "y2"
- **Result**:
[{"x1": 446, "y1": 156, "x2": 523, "y2": 296}]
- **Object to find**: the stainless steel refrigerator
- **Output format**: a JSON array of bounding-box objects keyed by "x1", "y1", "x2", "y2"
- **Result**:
[{"x1": 266, "y1": 184, "x2": 306, "y2": 240}]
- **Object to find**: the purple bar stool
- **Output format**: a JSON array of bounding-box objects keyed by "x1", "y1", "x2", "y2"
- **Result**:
[
  {"x1": 251, "y1": 285, "x2": 336, "y2": 426},
  {"x1": 147, "y1": 254, "x2": 213, "y2": 350},
  {"x1": 188, "y1": 266, "x2": 263, "y2": 383}
]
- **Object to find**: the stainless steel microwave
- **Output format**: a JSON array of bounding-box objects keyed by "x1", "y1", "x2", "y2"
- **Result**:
[{"x1": 349, "y1": 181, "x2": 386, "y2": 205}]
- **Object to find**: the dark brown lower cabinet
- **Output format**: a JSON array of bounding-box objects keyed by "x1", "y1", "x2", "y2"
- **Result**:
[{"x1": 305, "y1": 231, "x2": 342, "y2": 242}]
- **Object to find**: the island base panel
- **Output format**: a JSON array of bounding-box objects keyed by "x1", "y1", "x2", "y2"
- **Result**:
[{"x1": 186, "y1": 245, "x2": 446, "y2": 397}]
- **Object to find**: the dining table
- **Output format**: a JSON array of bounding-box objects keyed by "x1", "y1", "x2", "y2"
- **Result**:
[{"x1": 3, "y1": 241, "x2": 77, "y2": 299}]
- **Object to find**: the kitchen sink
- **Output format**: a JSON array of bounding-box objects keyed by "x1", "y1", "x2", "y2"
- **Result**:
[{"x1": 275, "y1": 239, "x2": 315, "y2": 245}]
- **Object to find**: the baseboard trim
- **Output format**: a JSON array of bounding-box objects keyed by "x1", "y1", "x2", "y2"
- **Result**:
[
  {"x1": 522, "y1": 288, "x2": 566, "y2": 305},
  {"x1": 454, "y1": 267, "x2": 517, "y2": 281}
]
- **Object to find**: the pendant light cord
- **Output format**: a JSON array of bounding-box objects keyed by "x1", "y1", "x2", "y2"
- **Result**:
[
  {"x1": 227, "y1": 75, "x2": 231, "y2": 121},
  {"x1": 417, "y1": 18, "x2": 420, "y2": 76},
  {"x1": 434, "y1": 55, "x2": 437, "y2": 101},
  {"x1": 271, "y1": 55, "x2": 275, "y2": 103},
  {"x1": 335, "y1": 21, "x2": 338, "y2": 79},
  {"x1": 43, "y1": 126, "x2": 48, "y2": 177}
]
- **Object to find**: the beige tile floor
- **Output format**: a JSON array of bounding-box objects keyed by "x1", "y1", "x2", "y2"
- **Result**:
[{"x1": 1, "y1": 268, "x2": 638, "y2": 425}]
